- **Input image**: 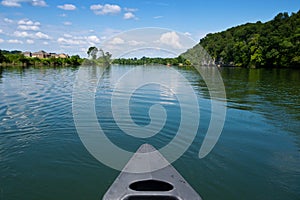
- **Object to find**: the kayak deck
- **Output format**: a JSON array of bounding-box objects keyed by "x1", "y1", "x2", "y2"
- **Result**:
[{"x1": 103, "y1": 144, "x2": 202, "y2": 200}]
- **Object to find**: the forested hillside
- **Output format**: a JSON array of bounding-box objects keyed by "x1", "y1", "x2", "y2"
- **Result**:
[{"x1": 192, "y1": 11, "x2": 300, "y2": 68}]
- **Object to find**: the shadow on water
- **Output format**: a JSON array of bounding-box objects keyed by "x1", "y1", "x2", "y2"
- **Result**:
[
  {"x1": 219, "y1": 67, "x2": 300, "y2": 155},
  {"x1": 220, "y1": 67, "x2": 300, "y2": 127}
]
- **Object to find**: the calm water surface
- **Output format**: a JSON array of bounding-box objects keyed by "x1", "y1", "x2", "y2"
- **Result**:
[{"x1": 0, "y1": 65, "x2": 299, "y2": 200}]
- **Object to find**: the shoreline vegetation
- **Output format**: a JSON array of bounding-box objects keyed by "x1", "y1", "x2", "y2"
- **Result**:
[
  {"x1": 1, "y1": 11, "x2": 299, "y2": 69},
  {"x1": 0, "y1": 50, "x2": 84, "y2": 67},
  {"x1": 112, "y1": 56, "x2": 191, "y2": 66},
  {"x1": 194, "y1": 10, "x2": 300, "y2": 68}
]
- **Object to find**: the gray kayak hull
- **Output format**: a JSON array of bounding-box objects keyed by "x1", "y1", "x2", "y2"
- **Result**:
[{"x1": 103, "y1": 144, "x2": 202, "y2": 200}]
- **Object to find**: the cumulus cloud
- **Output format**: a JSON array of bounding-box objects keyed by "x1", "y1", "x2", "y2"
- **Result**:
[
  {"x1": 90, "y1": 4, "x2": 121, "y2": 15},
  {"x1": 57, "y1": 4, "x2": 76, "y2": 10},
  {"x1": 87, "y1": 35, "x2": 100, "y2": 44},
  {"x1": 0, "y1": 29, "x2": 3, "y2": 34},
  {"x1": 8, "y1": 39, "x2": 23, "y2": 44},
  {"x1": 109, "y1": 37, "x2": 124, "y2": 45},
  {"x1": 1, "y1": 0, "x2": 21, "y2": 7},
  {"x1": 184, "y1": 32, "x2": 192, "y2": 37},
  {"x1": 36, "y1": 31, "x2": 50, "y2": 39},
  {"x1": 57, "y1": 37, "x2": 85, "y2": 45},
  {"x1": 18, "y1": 19, "x2": 40, "y2": 31},
  {"x1": 1, "y1": 0, "x2": 47, "y2": 7},
  {"x1": 159, "y1": 31, "x2": 182, "y2": 49},
  {"x1": 18, "y1": 19, "x2": 40, "y2": 26},
  {"x1": 0, "y1": 38, "x2": 4, "y2": 43},
  {"x1": 123, "y1": 12, "x2": 135, "y2": 20},
  {"x1": 13, "y1": 31, "x2": 50, "y2": 40},
  {"x1": 57, "y1": 35, "x2": 101, "y2": 46},
  {"x1": 124, "y1": 8, "x2": 137, "y2": 12},
  {"x1": 31, "y1": 0, "x2": 47, "y2": 7},
  {"x1": 128, "y1": 40, "x2": 145, "y2": 46},
  {"x1": 18, "y1": 25, "x2": 39, "y2": 31},
  {"x1": 14, "y1": 31, "x2": 32, "y2": 38}
]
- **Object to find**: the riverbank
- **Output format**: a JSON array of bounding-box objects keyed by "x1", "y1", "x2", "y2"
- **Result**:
[{"x1": 0, "y1": 50, "x2": 84, "y2": 67}]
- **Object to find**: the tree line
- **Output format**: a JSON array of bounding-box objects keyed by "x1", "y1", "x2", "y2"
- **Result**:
[
  {"x1": 196, "y1": 10, "x2": 300, "y2": 68},
  {"x1": 112, "y1": 56, "x2": 191, "y2": 66},
  {"x1": 0, "y1": 50, "x2": 83, "y2": 67}
]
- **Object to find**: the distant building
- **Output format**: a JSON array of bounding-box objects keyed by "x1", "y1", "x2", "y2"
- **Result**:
[
  {"x1": 58, "y1": 53, "x2": 69, "y2": 58},
  {"x1": 22, "y1": 50, "x2": 69, "y2": 59},
  {"x1": 49, "y1": 53, "x2": 58, "y2": 58},
  {"x1": 23, "y1": 51, "x2": 32, "y2": 57},
  {"x1": 32, "y1": 50, "x2": 50, "y2": 58}
]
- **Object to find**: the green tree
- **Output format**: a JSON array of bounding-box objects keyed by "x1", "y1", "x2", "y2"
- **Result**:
[
  {"x1": 87, "y1": 46, "x2": 98, "y2": 59},
  {"x1": 0, "y1": 51, "x2": 7, "y2": 63}
]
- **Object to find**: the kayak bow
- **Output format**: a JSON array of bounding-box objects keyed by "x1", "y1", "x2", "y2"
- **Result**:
[{"x1": 103, "y1": 144, "x2": 202, "y2": 200}]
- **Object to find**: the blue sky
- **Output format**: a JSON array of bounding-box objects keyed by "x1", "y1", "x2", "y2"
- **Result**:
[{"x1": 0, "y1": 0, "x2": 299, "y2": 57}]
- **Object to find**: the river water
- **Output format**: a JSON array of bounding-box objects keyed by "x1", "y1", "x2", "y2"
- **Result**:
[{"x1": 0, "y1": 65, "x2": 299, "y2": 200}]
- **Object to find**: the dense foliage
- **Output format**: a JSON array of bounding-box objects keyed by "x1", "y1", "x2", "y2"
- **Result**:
[
  {"x1": 197, "y1": 11, "x2": 300, "y2": 68},
  {"x1": 112, "y1": 56, "x2": 191, "y2": 66},
  {"x1": 83, "y1": 47, "x2": 112, "y2": 66},
  {"x1": 0, "y1": 50, "x2": 83, "y2": 67}
]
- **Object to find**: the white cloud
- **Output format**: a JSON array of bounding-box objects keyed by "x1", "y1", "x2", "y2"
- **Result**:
[
  {"x1": 184, "y1": 32, "x2": 192, "y2": 37},
  {"x1": 57, "y1": 4, "x2": 76, "y2": 10},
  {"x1": 90, "y1": 4, "x2": 103, "y2": 11},
  {"x1": 14, "y1": 31, "x2": 32, "y2": 38},
  {"x1": 124, "y1": 7, "x2": 137, "y2": 12},
  {"x1": 0, "y1": 29, "x2": 3, "y2": 34},
  {"x1": 8, "y1": 39, "x2": 23, "y2": 44},
  {"x1": 128, "y1": 40, "x2": 145, "y2": 46},
  {"x1": 31, "y1": 0, "x2": 47, "y2": 7},
  {"x1": 13, "y1": 31, "x2": 49, "y2": 39},
  {"x1": 109, "y1": 37, "x2": 124, "y2": 45},
  {"x1": 59, "y1": 13, "x2": 67, "y2": 17},
  {"x1": 43, "y1": 41, "x2": 48, "y2": 45},
  {"x1": 1, "y1": 0, "x2": 47, "y2": 7},
  {"x1": 4, "y1": 18, "x2": 14, "y2": 23},
  {"x1": 90, "y1": 4, "x2": 102, "y2": 10},
  {"x1": 57, "y1": 37, "x2": 85, "y2": 45},
  {"x1": 80, "y1": 47, "x2": 87, "y2": 52},
  {"x1": 57, "y1": 35, "x2": 101, "y2": 46},
  {"x1": 35, "y1": 31, "x2": 50, "y2": 39},
  {"x1": 26, "y1": 39, "x2": 34, "y2": 44},
  {"x1": 159, "y1": 31, "x2": 182, "y2": 49},
  {"x1": 87, "y1": 35, "x2": 100, "y2": 44},
  {"x1": 1, "y1": 0, "x2": 21, "y2": 7},
  {"x1": 63, "y1": 21, "x2": 72, "y2": 26},
  {"x1": 18, "y1": 25, "x2": 39, "y2": 31},
  {"x1": 123, "y1": 12, "x2": 135, "y2": 20},
  {"x1": 17, "y1": 19, "x2": 40, "y2": 31},
  {"x1": 18, "y1": 19, "x2": 40, "y2": 26},
  {"x1": 90, "y1": 4, "x2": 121, "y2": 15},
  {"x1": 0, "y1": 38, "x2": 4, "y2": 43}
]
